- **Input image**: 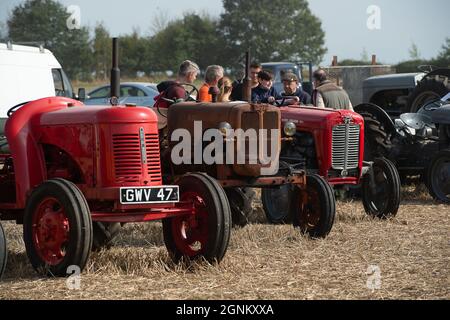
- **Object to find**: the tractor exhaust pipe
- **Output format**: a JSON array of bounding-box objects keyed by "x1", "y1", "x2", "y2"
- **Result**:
[
  {"x1": 110, "y1": 37, "x2": 120, "y2": 105},
  {"x1": 242, "y1": 50, "x2": 252, "y2": 102}
]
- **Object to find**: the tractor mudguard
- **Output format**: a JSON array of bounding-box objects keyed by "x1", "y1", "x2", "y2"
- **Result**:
[
  {"x1": 354, "y1": 103, "x2": 397, "y2": 137},
  {"x1": 423, "y1": 68, "x2": 450, "y2": 80},
  {"x1": 431, "y1": 106, "x2": 450, "y2": 125}
]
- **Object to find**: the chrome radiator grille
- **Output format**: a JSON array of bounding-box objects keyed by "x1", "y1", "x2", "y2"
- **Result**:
[{"x1": 331, "y1": 124, "x2": 360, "y2": 171}]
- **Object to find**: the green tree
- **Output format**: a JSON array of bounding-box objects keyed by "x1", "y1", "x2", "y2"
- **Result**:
[
  {"x1": 149, "y1": 13, "x2": 222, "y2": 72},
  {"x1": 92, "y1": 23, "x2": 111, "y2": 80},
  {"x1": 409, "y1": 42, "x2": 421, "y2": 60},
  {"x1": 119, "y1": 30, "x2": 153, "y2": 78},
  {"x1": 219, "y1": 0, "x2": 327, "y2": 66},
  {"x1": 7, "y1": 0, "x2": 92, "y2": 80},
  {"x1": 432, "y1": 38, "x2": 450, "y2": 68}
]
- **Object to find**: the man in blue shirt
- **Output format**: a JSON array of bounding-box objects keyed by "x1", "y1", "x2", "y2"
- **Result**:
[{"x1": 280, "y1": 73, "x2": 311, "y2": 105}]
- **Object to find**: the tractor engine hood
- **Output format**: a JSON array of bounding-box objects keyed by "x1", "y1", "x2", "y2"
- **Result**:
[
  {"x1": 39, "y1": 105, "x2": 158, "y2": 126},
  {"x1": 280, "y1": 106, "x2": 363, "y2": 129}
]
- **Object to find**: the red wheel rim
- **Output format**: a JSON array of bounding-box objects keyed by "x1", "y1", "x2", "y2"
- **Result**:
[
  {"x1": 171, "y1": 192, "x2": 209, "y2": 257},
  {"x1": 299, "y1": 187, "x2": 321, "y2": 231},
  {"x1": 32, "y1": 197, "x2": 70, "y2": 265}
]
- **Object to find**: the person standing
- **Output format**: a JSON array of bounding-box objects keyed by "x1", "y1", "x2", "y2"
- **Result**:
[
  {"x1": 198, "y1": 65, "x2": 224, "y2": 102},
  {"x1": 312, "y1": 69, "x2": 353, "y2": 111},
  {"x1": 231, "y1": 62, "x2": 262, "y2": 101}
]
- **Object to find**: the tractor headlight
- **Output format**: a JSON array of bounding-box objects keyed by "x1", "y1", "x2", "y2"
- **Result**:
[
  {"x1": 218, "y1": 122, "x2": 232, "y2": 136},
  {"x1": 284, "y1": 121, "x2": 297, "y2": 137}
]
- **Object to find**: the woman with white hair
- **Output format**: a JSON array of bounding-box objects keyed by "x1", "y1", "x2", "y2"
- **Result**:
[{"x1": 198, "y1": 65, "x2": 224, "y2": 102}]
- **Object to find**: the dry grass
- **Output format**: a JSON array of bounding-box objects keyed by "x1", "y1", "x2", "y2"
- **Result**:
[{"x1": 0, "y1": 185, "x2": 449, "y2": 300}]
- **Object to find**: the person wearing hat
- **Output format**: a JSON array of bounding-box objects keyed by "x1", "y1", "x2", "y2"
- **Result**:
[{"x1": 281, "y1": 73, "x2": 312, "y2": 105}]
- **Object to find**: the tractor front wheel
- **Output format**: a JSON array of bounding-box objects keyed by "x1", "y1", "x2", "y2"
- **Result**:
[
  {"x1": 92, "y1": 222, "x2": 122, "y2": 251},
  {"x1": 261, "y1": 185, "x2": 292, "y2": 224},
  {"x1": 0, "y1": 222, "x2": 7, "y2": 279},
  {"x1": 426, "y1": 149, "x2": 450, "y2": 203},
  {"x1": 291, "y1": 175, "x2": 336, "y2": 238},
  {"x1": 162, "y1": 173, "x2": 231, "y2": 264},
  {"x1": 362, "y1": 158, "x2": 401, "y2": 218},
  {"x1": 23, "y1": 179, "x2": 93, "y2": 277}
]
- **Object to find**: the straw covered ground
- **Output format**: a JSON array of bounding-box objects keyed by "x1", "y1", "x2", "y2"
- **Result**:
[{"x1": 0, "y1": 184, "x2": 449, "y2": 300}]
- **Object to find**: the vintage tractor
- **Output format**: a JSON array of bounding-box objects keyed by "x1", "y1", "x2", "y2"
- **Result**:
[
  {"x1": 261, "y1": 105, "x2": 401, "y2": 223},
  {"x1": 160, "y1": 100, "x2": 336, "y2": 238},
  {"x1": 0, "y1": 39, "x2": 233, "y2": 277},
  {"x1": 0, "y1": 222, "x2": 6, "y2": 279},
  {"x1": 427, "y1": 104, "x2": 450, "y2": 202},
  {"x1": 355, "y1": 94, "x2": 450, "y2": 202},
  {"x1": 153, "y1": 52, "x2": 336, "y2": 238}
]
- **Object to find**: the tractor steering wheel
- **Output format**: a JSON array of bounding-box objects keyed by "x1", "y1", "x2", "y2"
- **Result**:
[
  {"x1": 275, "y1": 96, "x2": 300, "y2": 107},
  {"x1": 7, "y1": 101, "x2": 30, "y2": 117},
  {"x1": 181, "y1": 83, "x2": 200, "y2": 102}
]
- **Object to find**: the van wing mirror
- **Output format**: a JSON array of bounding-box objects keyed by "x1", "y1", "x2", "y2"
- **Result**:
[{"x1": 77, "y1": 88, "x2": 86, "y2": 102}]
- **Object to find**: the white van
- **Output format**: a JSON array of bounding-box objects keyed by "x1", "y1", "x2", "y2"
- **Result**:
[{"x1": 0, "y1": 42, "x2": 74, "y2": 119}]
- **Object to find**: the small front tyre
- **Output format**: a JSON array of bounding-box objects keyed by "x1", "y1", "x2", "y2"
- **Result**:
[
  {"x1": 23, "y1": 179, "x2": 93, "y2": 277},
  {"x1": 362, "y1": 158, "x2": 401, "y2": 218},
  {"x1": 162, "y1": 173, "x2": 231, "y2": 264},
  {"x1": 292, "y1": 175, "x2": 336, "y2": 238}
]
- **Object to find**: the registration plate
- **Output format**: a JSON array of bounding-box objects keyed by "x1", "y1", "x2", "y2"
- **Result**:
[{"x1": 120, "y1": 186, "x2": 180, "y2": 204}]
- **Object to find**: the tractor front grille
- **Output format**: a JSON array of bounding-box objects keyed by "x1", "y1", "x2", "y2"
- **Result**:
[
  {"x1": 331, "y1": 124, "x2": 360, "y2": 171},
  {"x1": 112, "y1": 131, "x2": 162, "y2": 184}
]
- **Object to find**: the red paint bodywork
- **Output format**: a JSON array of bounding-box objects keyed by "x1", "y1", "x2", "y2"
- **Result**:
[
  {"x1": 280, "y1": 106, "x2": 365, "y2": 185},
  {"x1": 0, "y1": 97, "x2": 186, "y2": 222}
]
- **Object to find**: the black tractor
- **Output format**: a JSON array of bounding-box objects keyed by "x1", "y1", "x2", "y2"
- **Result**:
[{"x1": 356, "y1": 93, "x2": 450, "y2": 202}]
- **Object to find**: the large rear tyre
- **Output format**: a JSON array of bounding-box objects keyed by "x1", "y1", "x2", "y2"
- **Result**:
[
  {"x1": 23, "y1": 179, "x2": 93, "y2": 277},
  {"x1": 407, "y1": 79, "x2": 449, "y2": 113},
  {"x1": 292, "y1": 175, "x2": 336, "y2": 238},
  {"x1": 359, "y1": 112, "x2": 392, "y2": 161},
  {"x1": 362, "y1": 158, "x2": 401, "y2": 218},
  {"x1": 162, "y1": 173, "x2": 231, "y2": 264},
  {"x1": 0, "y1": 222, "x2": 7, "y2": 280},
  {"x1": 426, "y1": 150, "x2": 450, "y2": 203},
  {"x1": 261, "y1": 185, "x2": 292, "y2": 224}
]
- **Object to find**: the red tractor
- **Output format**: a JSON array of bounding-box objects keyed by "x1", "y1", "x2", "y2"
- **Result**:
[
  {"x1": 0, "y1": 40, "x2": 233, "y2": 276},
  {"x1": 262, "y1": 105, "x2": 401, "y2": 223}
]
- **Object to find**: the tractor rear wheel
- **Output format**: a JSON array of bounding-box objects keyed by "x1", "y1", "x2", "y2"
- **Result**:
[
  {"x1": 0, "y1": 222, "x2": 7, "y2": 279},
  {"x1": 261, "y1": 185, "x2": 292, "y2": 224},
  {"x1": 426, "y1": 149, "x2": 450, "y2": 203},
  {"x1": 291, "y1": 175, "x2": 336, "y2": 238},
  {"x1": 362, "y1": 158, "x2": 401, "y2": 218},
  {"x1": 407, "y1": 79, "x2": 449, "y2": 113},
  {"x1": 92, "y1": 222, "x2": 122, "y2": 251},
  {"x1": 162, "y1": 173, "x2": 231, "y2": 264},
  {"x1": 359, "y1": 112, "x2": 392, "y2": 161},
  {"x1": 23, "y1": 179, "x2": 93, "y2": 277}
]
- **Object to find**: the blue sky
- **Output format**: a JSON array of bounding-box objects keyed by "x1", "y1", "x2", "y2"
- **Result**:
[{"x1": 1, "y1": 0, "x2": 449, "y2": 65}]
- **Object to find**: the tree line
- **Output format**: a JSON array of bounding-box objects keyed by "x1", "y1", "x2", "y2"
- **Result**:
[{"x1": 2, "y1": 0, "x2": 327, "y2": 81}]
